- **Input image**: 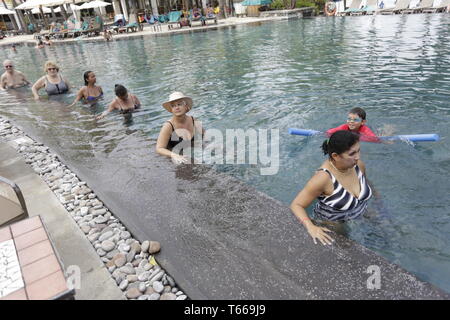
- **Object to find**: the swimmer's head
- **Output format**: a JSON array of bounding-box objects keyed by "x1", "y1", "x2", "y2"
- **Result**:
[
  {"x1": 162, "y1": 91, "x2": 193, "y2": 113},
  {"x1": 347, "y1": 107, "x2": 367, "y2": 131},
  {"x1": 3, "y1": 60, "x2": 14, "y2": 70},
  {"x1": 44, "y1": 61, "x2": 59, "y2": 73},
  {"x1": 322, "y1": 130, "x2": 360, "y2": 159},
  {"x1": 84, "y1": 71, "x2": 95, "y2": 85},
  {"x1": 114, "y1": 84, "x2": 127, "y2": 98}
]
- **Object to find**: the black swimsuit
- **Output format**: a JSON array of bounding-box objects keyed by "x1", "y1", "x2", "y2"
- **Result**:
[{"x1": 166, "y1": 116, "x2": 195, "y2": 150}]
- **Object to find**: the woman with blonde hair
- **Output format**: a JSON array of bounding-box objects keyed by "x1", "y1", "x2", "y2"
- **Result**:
[
  {"x1": 156, "y1": 91, "x2": 204, "y2": 164},
  {"x1": 32, "y1": 61, "x2": 70, "y2": 100}
]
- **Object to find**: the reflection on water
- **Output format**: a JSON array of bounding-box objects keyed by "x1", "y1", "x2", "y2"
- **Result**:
[{"x1": 1, "y1": 14, "x2": 450, "y2": 293}]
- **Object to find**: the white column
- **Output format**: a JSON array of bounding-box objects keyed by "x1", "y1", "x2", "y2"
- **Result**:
[
  {"x1": 13, "y1": 13, "x2": 22, "y2": 31},
  {"x1": 112, "y1": 0, "x2": 122, "y2": 14},
  {"x1": 70, "y1": 4, "x2": 80, "y2": 21},
  {"x1": 151, "y1": 0, "x2": 158, "y2": 15},
  {"x1": 120, "y1": 0, "x2": 128, "y2": 20}
]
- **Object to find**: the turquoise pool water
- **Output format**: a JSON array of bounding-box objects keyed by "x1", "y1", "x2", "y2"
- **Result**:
[{"x1": 1, "y1": 14, "x2": 449, "y2": 293}]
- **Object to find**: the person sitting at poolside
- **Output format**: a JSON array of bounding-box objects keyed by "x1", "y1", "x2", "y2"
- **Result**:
[
  {"x1": 96, "y1": 84, "x2": 141, "y2": 120},
  {"x1": 1, "y1": 60, "x2": 30, "y2": 90},
  {"x1": 290, "y1": 131, "x2": 372, "y2": 245},
  {"x1": 205, "y1": 7, "x2": 215, "y2": 18},
  {"x1": 156, "y1": 92, "x2": 204, "y2": 165},
  {"x1": 192, "y1": 7, "x2": 202, "y2": 19},
  {"x1": 69, "y1": 71, "x2": 103, "y2": 107},
  {"x1": 32, "y1": 61, "x2": 71, "y2": 100},
  {"x1": 326, "y1": 107, "x2": 379, "y2": 143}
]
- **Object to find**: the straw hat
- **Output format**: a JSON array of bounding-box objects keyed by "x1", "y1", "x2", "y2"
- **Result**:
[{"x1": 162, "y1": 92, "x2": 193, "y2": 113}]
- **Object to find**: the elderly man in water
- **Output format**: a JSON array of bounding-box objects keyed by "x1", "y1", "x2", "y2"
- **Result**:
[{"x1": 1, "y1": 60, "x2": 30, "y2": 90}]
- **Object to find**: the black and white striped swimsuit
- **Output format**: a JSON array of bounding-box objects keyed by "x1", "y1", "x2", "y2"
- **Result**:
[{"x1": 313, "y1": 166, "x2": 372, "y2": 222}]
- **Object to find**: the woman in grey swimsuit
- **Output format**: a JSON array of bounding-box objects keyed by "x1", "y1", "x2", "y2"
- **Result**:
[
  {"x1": 96, "y1": 84, "x2": 141, "y2": 120},
  {"x1": 32, "y1": 61, "x2": 70, "y2": 100},
  {"x1": 290, "y1": 131, "x2": 372, "y2": 245}
]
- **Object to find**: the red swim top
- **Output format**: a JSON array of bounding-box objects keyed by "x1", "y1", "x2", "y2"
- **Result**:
[{"x1": 326, "y1": 124, "x2": 380, "y2": 143}]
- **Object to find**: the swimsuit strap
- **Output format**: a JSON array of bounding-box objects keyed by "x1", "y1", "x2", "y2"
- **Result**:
[{"x1": 166, "y1": 121, "x2": 175, "y2": 131}]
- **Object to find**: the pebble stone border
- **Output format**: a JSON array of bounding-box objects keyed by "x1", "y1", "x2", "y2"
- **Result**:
[{"x1": 0, "y1": 117, "x2": 188, "y2": 301}]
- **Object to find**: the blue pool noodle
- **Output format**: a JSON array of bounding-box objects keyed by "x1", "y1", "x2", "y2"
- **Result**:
[{"x1": 288, "y1": 128, "x2": 439, "y2": 142}]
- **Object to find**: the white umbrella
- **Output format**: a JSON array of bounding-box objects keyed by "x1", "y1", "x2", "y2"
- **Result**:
[
  {"x1": 0, "y1": 7, "x2": 15, "y2": 15},
  {"x1": 31, "y1": 6, "x2": 52, "y2": 14},
  {"x1": 79, "y1": 1, "x2": 112, "y2": 9},
  {"x1": 16, "y1": 0, "x2": 85, "y2": 10}
]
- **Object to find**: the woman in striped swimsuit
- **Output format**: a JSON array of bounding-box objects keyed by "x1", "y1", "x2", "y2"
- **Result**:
[{"x1": 290, "y1": 130, "x2": 372, "y2": 245}]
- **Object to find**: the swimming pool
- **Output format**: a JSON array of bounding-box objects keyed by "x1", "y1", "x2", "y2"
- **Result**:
[{"x1": 1, "y1": 13, "x2": 449, "y2": 294}]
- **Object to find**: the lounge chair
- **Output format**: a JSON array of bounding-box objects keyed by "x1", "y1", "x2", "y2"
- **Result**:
[
  {"x1": 340, "y1": 0, "x2": 363, "y2": 16},
  {"x1": 377, "y1": 0, "x2": 412, "y2": 14},
  {"x1": 0, "y1": 175, "x2": 28, "y2": 228},
  {"x1": 422, "y1": 0, "x2": 450, "y2": 12},
  {"x1": 122, "y1": 12, "x2": 142, "y2": 33},
  {"x1": 351, "y1": 0, "x2": 378, "y2": 15},
  {"x1": 204, "y1": 7, "x2": 218, "y2": 25},
  {"x1": 145, "y1": 14, "x2": 162, "y2": 32},
  {"x1": 167, "y1": 11, "x2": 182, "y2": 30},
  {"x1": 189, "y1": 8, "x2": 205, "y2": 27}
]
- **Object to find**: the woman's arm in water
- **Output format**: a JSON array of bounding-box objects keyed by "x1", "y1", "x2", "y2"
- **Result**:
[
  {"x1": 156, "y1": 122, "x2": 188, "y2": 164},
  {"x1": 290, "y1": 171, "x2": 335, "y2": 245},
  {"x1": 31, "y1": 76, "x2": 45, "y2": 100},
  {"x1": 68, "y1": 87, "x2": 86, "y2": 107},
  {"x1": 96, "y1": 100, "x2": 117, "y2": 120}
]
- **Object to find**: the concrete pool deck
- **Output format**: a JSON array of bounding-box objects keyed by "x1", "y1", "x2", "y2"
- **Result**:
[
  {"x1": 0, "y1": 16, "x2": 300, "y2": 48},
  {"x1": 0, "y1": 141, "x2": 125, "y2": 300}
]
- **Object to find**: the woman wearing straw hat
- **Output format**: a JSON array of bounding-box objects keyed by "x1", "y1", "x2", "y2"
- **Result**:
[{"x1": 156, "y1": 91, "x2": 203, "y2": 164}]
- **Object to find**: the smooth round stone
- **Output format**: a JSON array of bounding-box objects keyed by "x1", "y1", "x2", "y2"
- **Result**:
[
  {"x1": 148, "y1": 293, "x2": 160, "y2": 301},
  {"x1": 118, "y1": 243, "x2": 130, "y2": 253},
  {"x1": 120, "y1": 231, "x2": 131, "y2": 240},
  {"x1": 138, "y1": 271, "x2": 150, "y2": 282},
  {"x1": 113, "y1": 254, "x2": 127, "y2": 268},
  {"x1": 127, "y1": 275, "x2": 138, "y2": 283},
  {"x1": 176, "y1": 295, "x2": 187, "y2": 300},
  {"x1": 141, "y1": 241, "x2": 150, "y2": 253},
  {"x1": 101, "y1": 240, "x2": 115, "y2": 252},
  {"x1": 98, "y1": 231, "x2": 113, "y2": 242},
  {"x1": 94, "y1": 216, "x2": 107, "y2": 224},
  {"x1": 96, "y1": 248, "x2": 106, "y2": 257},
  {"x1": 152, "y1": 281, "x2": 164, "y2": 294},
  {"x1": 137, "y1": 295, "x2": 149, "y2": 300},
  {"x1": 119, "y1": 266, "x2": 136, "y2": 275},
  {"x1": 119, "y1": 279, "x2": 129, "y2": 290},
  {"x1": 171, "y1": 287, "x2": 178, "y2": 293},
  {"x1": 167, "y1": 275, "x2": 176, "y2": 287},
  {"x1": 81, "y1": 225, "x2": 91, "y2": 234},
  {"x1": 138, "y1": 282, "x2": 146, "y2": 293},
  {"x1": 126, "y1": 287, "x2": 141, "y2": 299},
  {"x1": 144, "y1": 263, "x2": 153, "y2": 271},
  {"x1": 160, "y1": 293, "x2": 177, "y2": 300},
  {"x1": 148, "y1": 241, "x2": 161, "y2": 254}
]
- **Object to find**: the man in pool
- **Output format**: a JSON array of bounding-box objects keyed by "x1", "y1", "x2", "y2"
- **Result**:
[
  {"x1": 326, "y1": 107, "x2": 380, "y2": 143},
  {"x1": 1, "y1": 60, "x2": 30, "y2": 90}
]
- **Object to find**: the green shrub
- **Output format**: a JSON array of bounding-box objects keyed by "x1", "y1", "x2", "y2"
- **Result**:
[
  {"x1": 270, "y1": 0, "x2": 286, "y2": 9},
  {"x1": 295, "y1": 0, "x2": 316, "y2": 8}
]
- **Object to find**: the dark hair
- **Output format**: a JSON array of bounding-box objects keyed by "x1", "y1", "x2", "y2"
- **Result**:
[
  {"x1": 114, "y1": 84, "x2": 127, "y2": 97},
  {"x1": 349, "y1": 107, "x2": 366, "y2": 120},
  {"x1": 83, "y1": 71, "x2": 93, "y2": 85},
  {"x1": 322, "y1": 131, "x2": 359, "y2": 157}
]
